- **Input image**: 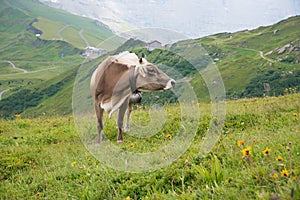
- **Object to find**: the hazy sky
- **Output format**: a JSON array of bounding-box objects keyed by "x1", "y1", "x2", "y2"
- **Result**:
[
  {"x1": 107, "y1": 0, "x2": 300, "y2": 37},
  {"x1": 41, "y1": 0, "x2": 300, "y2": 38}
]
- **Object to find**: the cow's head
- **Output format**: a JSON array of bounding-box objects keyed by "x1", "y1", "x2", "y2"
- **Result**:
[{"x1": 135, "y1": 57, "x2": 175, "y2": 91}]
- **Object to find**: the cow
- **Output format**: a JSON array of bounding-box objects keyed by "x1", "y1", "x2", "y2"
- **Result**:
[{"x1": 90, "y1": 51, "x2": 175, "y2": 143}]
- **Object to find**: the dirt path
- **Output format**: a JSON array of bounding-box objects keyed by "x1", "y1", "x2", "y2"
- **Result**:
[
  {"x1": 79, "y1": 29, "x2": 90, "y2": 47},
  {"x1": 0, "y1": 89, "x2": 9, "y2": 100},
  {"x1": 233, "y1": 46, "x2": 275, "y2": 63},
  {"x1": 242, "y1": 48, "x2": 275, "y2": 63},
  {"x1": 0, "y1": 60, "x2": 28, "y2": 73},
  {"x1": 57, "y1": 25, "x2": 70, "y2": 40},
  {"x1": 259, "y1": 51, "x2": 275, "y2": 63}
]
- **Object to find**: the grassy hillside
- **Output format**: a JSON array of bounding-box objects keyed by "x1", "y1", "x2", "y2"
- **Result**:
[
  {"x1": 0, "y1": 93, "x2": 299, "y2": 199},
  {"x1": 0, "y1": 65, "x2": 79, "y2": 118},
  {"x1": 0, "y1": 0, "x2": 121, "y2": 118},
  {"x1": 31, "y1": 17, "x2": 65, "y2": 40},
  {"x1": 104, "y1": 16, "x2": 299, "y2": 103},
  {"x1": 4, "y1": 0, "x2": 115, "y2": 48},
  {"x1": 196, "y1": 16, "x2": 300, "y2": 99}
]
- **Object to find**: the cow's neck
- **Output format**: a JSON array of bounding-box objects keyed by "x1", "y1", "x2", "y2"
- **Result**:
[{"x1": 129, "y1": 65, "x2": 138, "y2": 93}]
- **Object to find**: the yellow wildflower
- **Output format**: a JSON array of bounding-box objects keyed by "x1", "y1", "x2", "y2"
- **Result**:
[
  {"x1": 262, "y1": 147, "x2": 271, "y2": 155},
  {"x1": 276, "y1": 155, "x2": 283, "y2": 161},
  {"x1": 293, "y1": 113, "x2": 298, "y2": 117},
  {"x1": 273, "y1": 173, "x2": 278, "y2": 179},
  {"x1": 166, "y1": 134, "x2": 172, "y2": 139},
  {"x1": 241, "y1": 146, "x2": 252, "y2": 158},
  {"x1": 15, "y1": 113, "x2": 21, "y2": 118},
  {"x1": 130, "y1": 143, "x2": 135, "y2": 148},
  {"x1": 71, "y1": 161, "x2": 77, "y2": 166},
  {"x1": 125, "y1": 196, "x2": 131, "y2": 200},
  {"x1": 281, "y1": 169, "x2": 289, "y2": 177},
  {"x1": 237, "y1": 140, "x2": 245, "y2": 147}
]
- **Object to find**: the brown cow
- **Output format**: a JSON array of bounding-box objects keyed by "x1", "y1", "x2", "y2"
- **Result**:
[{"x1": 90, "y1": 51, "x2": 175, "y2": 143}]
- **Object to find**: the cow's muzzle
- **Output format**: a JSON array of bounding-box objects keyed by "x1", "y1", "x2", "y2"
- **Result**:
[{"x1": 164, "y1": 79, "x2": 176, "y2": 90}]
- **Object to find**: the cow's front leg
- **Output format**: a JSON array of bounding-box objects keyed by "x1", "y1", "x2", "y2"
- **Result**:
[
  {"x1": 124, "y1": 102, "x2": 132, "y2": 132},
  {"x1": 116, "y1": 101, "x2": 128, "y2": 143},
  {"x1": 94, "y1": 102, "x2": 104, "y2": 143}
]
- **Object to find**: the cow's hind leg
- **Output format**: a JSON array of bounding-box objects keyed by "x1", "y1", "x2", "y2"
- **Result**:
[
  {"x1": 116, "y1": 101, "x2": 128, "y2": 143},
  {"x1": 124, "y1": 102, "x2": 132, "y2": 132},
  {"x1": 95, "y1": 102, "x2": 104, "y2": 143}
]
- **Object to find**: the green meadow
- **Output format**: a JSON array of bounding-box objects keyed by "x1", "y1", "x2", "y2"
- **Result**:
[{"x1": 1, "y1": 93, "x2": 299, "y2": 199}]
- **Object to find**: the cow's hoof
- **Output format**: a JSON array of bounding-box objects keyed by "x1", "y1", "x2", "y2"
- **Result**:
[
  {"x1": 117, "y1": 140, "x2": 124, "y2": 144},
  {"x1": 124, "y1": 127, "x2": 130, "y2": 132},
  {"x1": 96, "y1": 137, "x2": 102, "y2": 144}
]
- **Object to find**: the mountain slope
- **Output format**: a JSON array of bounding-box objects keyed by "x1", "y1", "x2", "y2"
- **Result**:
[
  {"x1": 71, "y1": 16, "x2": 300, "y2": 108},
  {"x1": 3, "y1": 0, "x2": 116, "y2": 49},
  {"x1": 195, "y1": 15, "x2": 300, "y2": 98},
  {"x1": 0, "y1": 11, "x2": 299, "y2": 117},
  {"x1": 0, "y1": 0, "x2": 118, "y2": 118},
  {"x1": 127, "y1": 16, "x2": 300, "y2": 101}
]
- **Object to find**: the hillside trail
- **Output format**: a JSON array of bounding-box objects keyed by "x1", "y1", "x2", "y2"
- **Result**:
[
  {"x1": 0, "y1": 60, "x2": 62, "y2": 78},
  {"x1": 0, "y1": 62, "x2": 59, "y2": 100},
  {"x1": 57, "y1": 25, "x2": 70, "y2": 40},
  {"x1": 0, "y1": 60, "x2": 28, "y2": 73},
  {"x1": 232, "y1": 47, "x2": 276, "y2": 63},
  {"x1": 79, "y1": 29, "x2": 90, "y2": 47},
  {"x1": 258, "y1": 51, "x2": 275, "y2": 63},
  {"x1": 0, "y1": 89, "x2": 10, "y2": 100},
  {"x1": 57, "y1": 25, "x2": 88, "y2": 47}
]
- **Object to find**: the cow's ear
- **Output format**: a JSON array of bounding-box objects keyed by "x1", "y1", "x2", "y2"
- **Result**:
[
  {"x1": 137, "y1": 66, "x2": 146, "y2": 77},
  {"x1": 139, "y1": 57, "x2": 143, "y2": 64}
]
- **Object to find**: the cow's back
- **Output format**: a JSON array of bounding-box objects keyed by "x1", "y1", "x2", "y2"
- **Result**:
[{"x1": 90, "y1": 56, "x2": 130, "y2": 104}]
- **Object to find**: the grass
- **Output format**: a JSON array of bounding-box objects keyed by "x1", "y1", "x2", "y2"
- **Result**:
[
  {"x1": 195, "y1": 16, "x2": 300, "y2": 98},
  {"x1": 5, "y1": 0, "x2": 114, "y2": 48},
  {"x1": 32, "y1": 17, "x2": 65, "y2": 40},
  {"x1": 0, "y1": 62, "x2": 20, "y2": 75},
  {"x1": 60, "y1": 26, "x2": 87, "y2": 48},
  {"x1": 0, "y1": 62, "x2": 80, "y2": 104},
  {"x1": 6, "y1": 0, "x2": 114, "y2": 40},
  {"x1": 214, "y1": 46, "x2": 262, "y2": 91},
  {"x1": 0, "y1": 0, "x2": 117, "y2": 117},
  {"x1": 2, "y1": 0, "x2": 116, "y2": 49},
  {"x1": 0, "y1": 2, "x2": 299, "y2": 197},
  {"x1": 0, "y1": 93, "x2": 299, "y2": 199}
]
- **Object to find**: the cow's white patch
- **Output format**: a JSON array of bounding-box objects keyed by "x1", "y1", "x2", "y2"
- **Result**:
[
  {"x1": 90, "y1": 70, "x2": 96, "y2": 85},
  {"x1": 101, "y1": 95, "x2": 131, "y2": 118},
  {"x1": 137, "y1": 65, "x2": 146, "y2": 77},
  {"x1": 164, "y1": 79, "x2": 176, "y2": 90},
  {"x1": 100, "y1": 101, "x2": 112, "y2": 114},
  {"x1": 113, "y1": 51, "x2": 140, "y2": 66},
  {"x1": 114, "y1": 51, "x2": 148, "y2": 75}
]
